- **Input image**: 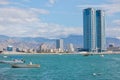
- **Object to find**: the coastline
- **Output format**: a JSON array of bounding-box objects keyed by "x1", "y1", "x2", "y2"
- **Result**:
[{"x1": 1, "y1": 51, "x2": 120, "y2": 55}]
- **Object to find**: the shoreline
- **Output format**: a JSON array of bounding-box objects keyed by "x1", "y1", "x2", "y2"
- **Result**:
[{"x1": 1, "y1": 51, "x2": 120, "y2": 55}]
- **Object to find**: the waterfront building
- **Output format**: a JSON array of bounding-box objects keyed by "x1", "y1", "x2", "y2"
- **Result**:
[
  {"x1": 96, "y1": 10, "x2": 106, "y2": 52},
  {"x1": 68, "y1": 43, "x2": 74, "y2": 52},
  {"x1": 38, "y1": 43, "x2": 48, "y2": 53},
  {"x1": 108, "y1": 43, "x2": 115, "y2": 48},
  {"x1": 7, "y1": 45, "x2": 13, "y2": 51},
  {"x1": 27, "y1": 49, "x2": 35, "y2": 53},
  {"x1": 107, "y1": 44, "x2": 120, "y2": 52},
  {"x1": 83, "y1": 8, "x2": 96, "y2": 52},
  {"x1": 83, "y1": 8, "x2": 106, "y2": 52},
  {"x1": 16, "y1": 48, "x2": 20, "y2": 52},
  {"x1": 56, "y1": 39, "x2": 64, "y2": 52}
]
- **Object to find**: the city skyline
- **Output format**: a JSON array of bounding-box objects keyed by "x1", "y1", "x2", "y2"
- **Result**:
[{"x1": 0, "y1": 0, "x2": 120, "y2": 39}]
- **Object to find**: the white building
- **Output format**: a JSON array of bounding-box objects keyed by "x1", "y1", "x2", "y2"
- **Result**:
[{"x1": 68, "y1": 43, "x2": 74, "y2": 53}]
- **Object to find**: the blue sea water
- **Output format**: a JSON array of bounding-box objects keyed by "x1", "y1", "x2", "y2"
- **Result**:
[{"x1": 0, "y1": 54, "x2": 120, "y2": 80}]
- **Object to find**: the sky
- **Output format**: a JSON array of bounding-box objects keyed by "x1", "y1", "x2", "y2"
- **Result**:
[{"x1": 0, "y1": 0, "x2": 120, "y2": 39}]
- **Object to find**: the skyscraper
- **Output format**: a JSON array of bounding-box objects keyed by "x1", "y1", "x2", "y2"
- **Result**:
[
  {"x1": 56, "y1": 39, "x2": 64, "y2": 50},
  {"x1": 83, "y1": 8, "x2": 106, "y2": 52},
  {"x1": 96, "y1": 10, "x2": 106, "y2": 52},
  {"x1": 83, "y1": 8, "x2": 96, "y2": 52}
]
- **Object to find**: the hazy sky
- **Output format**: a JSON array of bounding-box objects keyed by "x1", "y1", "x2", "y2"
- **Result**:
[{"x1": 0, "y1": 0, "x2": 120, "y2": 38}]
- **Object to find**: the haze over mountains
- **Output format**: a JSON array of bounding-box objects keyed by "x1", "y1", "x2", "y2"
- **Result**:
[{"x1": 0, "y1": 35, "x2": 120, "y2": 49}]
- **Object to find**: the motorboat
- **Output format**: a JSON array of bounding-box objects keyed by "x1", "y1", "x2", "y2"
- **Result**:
[
  {"x1": 11, "y1": 62, "x2": 40, "y2": 68},
  {"x1": 0, "y1": 59, "x2": 25, "y2": 64},
  {"x1": 82, "y1": 53, "x2": 90, "y2": 56}
]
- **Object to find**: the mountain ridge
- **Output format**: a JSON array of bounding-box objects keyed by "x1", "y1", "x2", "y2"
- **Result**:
[{"x1": 0, "y1": 35, "x2": 120, "y2": 49}]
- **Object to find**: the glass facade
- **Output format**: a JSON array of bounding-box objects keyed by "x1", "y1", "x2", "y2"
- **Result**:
[
  {"x1": 56, "y1": 39, "x2": 64, "y2": 50},
  {"x1": 83, "y1": 8, "x2": 96, "y2": 52},
  {"x1": 96, "y1": 10, "x2": 106, "y2": 52},
  {"x1": 83, "y1": 8, "x2": 106, "y2": 52}
]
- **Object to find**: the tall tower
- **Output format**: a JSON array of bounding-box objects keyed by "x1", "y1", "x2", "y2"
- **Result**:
[
  {"x1": 96, "y1": 10, "x2": 106, "y2": 52},
  {"x1": 83, "y1": 8, "x2": 96, "y2": 52},
  {"x1": 83, "y1": 8, "x2": 106, "y2": 52},
  {"x1": 56, "y1": 39, "x2": 64, "y2": 50}
]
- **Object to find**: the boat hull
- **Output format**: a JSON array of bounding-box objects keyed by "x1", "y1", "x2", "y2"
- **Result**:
[{"x1": 12, "y1": 64, "x2": 40, "y2": 68}]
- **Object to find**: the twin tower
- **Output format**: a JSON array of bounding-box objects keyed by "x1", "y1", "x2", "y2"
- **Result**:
[{"x1": 83, "y1": 8, "x2": 106, "y2": 52}]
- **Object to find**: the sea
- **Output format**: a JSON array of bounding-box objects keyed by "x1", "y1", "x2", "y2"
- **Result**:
[{"x1": 0, "y1": 54, "x2": 120, "y2": 80}]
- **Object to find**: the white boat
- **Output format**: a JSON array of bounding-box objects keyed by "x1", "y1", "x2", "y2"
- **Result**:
[
  {"x1": 11, "y1": 62, "x2": 40, "y2": 68},
  {"x1": 0, "y1": 59, "x2": 25, "y2": 64},
  {"x1": 100, "y1": 54, "x2": 104, "y2": 57}
]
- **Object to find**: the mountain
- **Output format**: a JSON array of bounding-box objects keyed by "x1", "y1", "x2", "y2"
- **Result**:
[
  {"x1": 0, "y1": 36, "x2": 54, "y2": 49},
  {"x1": 0, "y1": 35, "x2": 9, "y2": 41},
  {"x1": 0, "y1": 35, "x2": 120, "y2": 49},
  {"x1": 63, "y1": 35, "x2": 83, "y2": 48}
]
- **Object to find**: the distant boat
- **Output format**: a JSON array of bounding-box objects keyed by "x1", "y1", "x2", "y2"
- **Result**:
[
  {"x1": 11, "y1": 62, "x2": 40, "y2": 68},
  {"x1": 100, "y1": 54, "x2": 104, "y2": 57},
  {"x1": 0, "y1": 59, "x2": 25, "y2": 64},
  {"x1": 82, "y1": 53, "x2": 90, "y2": 56}
]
